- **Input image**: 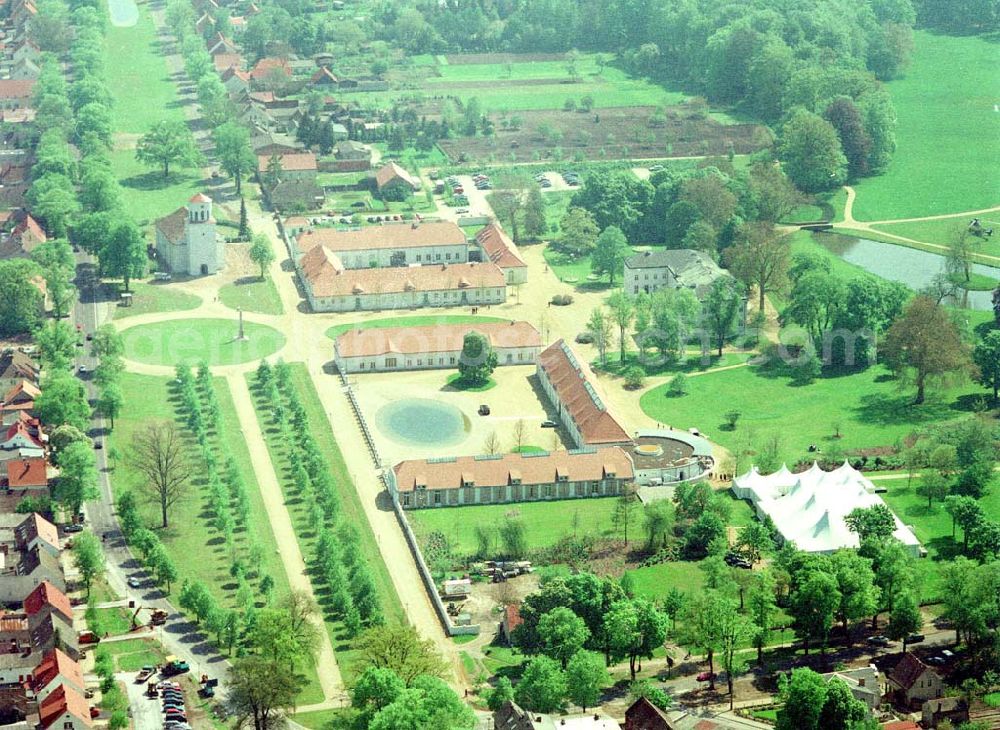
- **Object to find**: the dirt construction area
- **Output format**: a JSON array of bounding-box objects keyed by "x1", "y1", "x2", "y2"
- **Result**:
[{"x1": 438, "y1": 105, "x2": 771, "y2": 163}]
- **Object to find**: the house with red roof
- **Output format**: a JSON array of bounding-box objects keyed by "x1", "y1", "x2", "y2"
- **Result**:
[
  {"x1": 38, "y1": 684, "x2": 91, "y2": 730},
  {"x1": 2, "y1": 457, "x2": 48, "y2": 492},
  {"x1": 221, "y1": 65, "x2": 251, "y2": 95},
  {"x1": 0, "y1": 79, "x2": 35, "y2": 110},
  {"x1": 23, "y1": 581, "x2": 73, "y2": 626},
  {"x1": 9, "y1": 512, "x2": 60, "y2": 556},
  {"x1": 1, "y1": 420, "x2": 44, "y2": 457},
  {"x1": 32, "y1": 648, "x2": 84, "y2": 701},
  {"x1": 249, "y1": 57, "x2": 291, "y2": 89},
  {"x1": 257, "y1": 151, "x2": 317, "y2": 183},
  {"x1": 0, "y1": 350, "x2": 39, "y2": 391},
  {"x1": 886, "y1": 653, "x2": 943, "y2": 708},
  {"x1": 1, "y1": 210, "x2": 46, "y2": 258},
  {"x1": 476, "y1": 222, "x2": 527, "y2": 284},
  {"x1": 1, "y1": 380, "x2": 41, "y2": 422},
  {"x1": 374, "y1": 161, "x2": 421, "y2": 199}
]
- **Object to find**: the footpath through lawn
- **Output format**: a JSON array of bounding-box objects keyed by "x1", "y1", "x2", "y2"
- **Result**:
[
  {"x1": 244, "y1": 362, "x2": 404, "y2": 681},
  {"x1": 110, "y1": 372, "x2": 325, "y2": 703}
]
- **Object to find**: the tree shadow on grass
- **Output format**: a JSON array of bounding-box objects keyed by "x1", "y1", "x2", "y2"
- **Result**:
[
  {"x1": 852, "y1": 391, "x2": 960, "y2": 427},
  {"x1": 121, "y1": 170, "x2": 202, "y2": 192}
]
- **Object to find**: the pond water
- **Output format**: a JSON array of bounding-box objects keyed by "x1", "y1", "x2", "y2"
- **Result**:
[
  {"x1": 107, "y1": 0, "x2": 138, "y2": 27},
  {"x1": 814, "y1": 232, "x2": 1000, "y2": 311},
  {"x1": 375, "y1": 398, "x2": 469, "y2": 447}
]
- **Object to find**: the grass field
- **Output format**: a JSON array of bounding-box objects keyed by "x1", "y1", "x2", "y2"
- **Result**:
[
  {"x1": 325, "y1": 314, "x2": 507, "y2": 339},
  {"x1": 111, "y1": 281, "x2": 202, "y2": 320},
  {"x1": 90, "y1": 606, "x2": 134, "y2": 636},
  {"x1": 218, "y1": 276, "x2": 284, "y2": 315},
  {"x1": 872, "y1": 217, "x2": 1000, "y2": 258},
  {"x1": 111, "y1": 150, "x2": 208, "y2": 227},
  {"x1": 640, "y1": 362, "x2": 981, "y2": 468},
  {"x1": 110, "y1": 372, "x2": 324, "y2": 701},
  {"x1": 849, "y1": 31, "x2": 1000, "y2": 220},
  {"x1": 245, "y1": 363, "x2": 404, "y2": 681},
  {"x1": 121, "y1": 318, "x2": 285, "y2": 366},
  {"x1": 100, "y1": 638, "x2": 166, "y2": 672},
  {"x1": 406, "y1": 497, "x2": 623, "y2": 557}
]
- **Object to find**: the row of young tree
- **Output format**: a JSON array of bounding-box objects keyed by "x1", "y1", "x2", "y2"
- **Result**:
[{"x1": 254, "y1": 359, "x2": 385, "y2": 634}]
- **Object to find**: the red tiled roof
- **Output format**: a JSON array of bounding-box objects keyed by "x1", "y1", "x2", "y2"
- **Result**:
[
  {"x1": 257, "y1": 152, "x2": 317, "y2": 173},
  {"x1": 189, "y1": 192, "x2": 211, "y2": 203},
  {"x1": 476, "y1": 222, "x2": 526, "y2": 270},
  {"x1": 155, "y1": 206, "x2": 189, "y2": 245},
  {"x1": 38, "y1": 685, "x2": 91, "y2": 729},
  {"x1": 336, "y1": 321, "x2": 540, "y2": 359},
  {"x1": 12, "y1": 212, "x2": 46, "y2": 246},
  {"x1": 250, "y1": 57, "x2": 291, "y2": 79},
  {"x1": 301, "y1": 252, "x2": 505, "y2": 298},
  {"x1": 538, "y1": 340, "x2": 631, "y2": 446},
  {"x1": 3, "y1": 379, "x2": 41, "y2": 404},
  {"x1": 882, "y1": 722, "x2": 920, "y2": 730},
  {"x1": 297, "y1": 221, "x2": 466, "y2": 254},
  {"x1": 4, "y1": 419, "x2": 43, "y2": 448},
  {"x1": 23, "y1": 582, "x2": 72, "y2": 623},
  {"x1": 393, "y1": 447, "x2": 634, "y2": 493},
  {"x1": 212, "y1": 53, "x2": 242, "y2": 72},
  {"x1": 220, "y1": 66, "x2": 250, "y2": 83},
  {"x1": 33, "y1": 648, "x2": 83, "y2": 693},
  {"x1": 0, "y1": 78, "x2": 34, "y2": 98},
  {"x1": 374, "y1": 161, "x2": 419, "y2": 191},
  {"x1": 7, "y1": 458, "x2": 47, "y2": 488},
  {"x1": 16, "y1": 512, "x2": 59, "y2": 551},
  {"x1": 888, "y1": 653, "x2": 935, "y2": 691}
]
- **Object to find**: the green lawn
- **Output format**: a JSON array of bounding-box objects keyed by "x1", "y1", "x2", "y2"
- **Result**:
[
  {"x1": 325, "y1": 314, "x2": 507, "y2": 339},
  {"x1": 100, "y1": 638, "x2": 166, "y2": 672},
  {"x1": 218, "y1": 276, "x2": 285, "y2": 315},
  {"x1": 640, "y1": 362, "x2": 982, "y2": 468},
  {"x1": 292, "y1": 709, "x2": 354, "y2": 730},
  {"x1": 432, "y1": 56, "x2": 609, "y2": 82},
  {"x1": 872, "y1": 217, "x2": 1000, "y2": 258},
  {"x1": 90, "y1": 607, "x2": 134, "y2": 636},
  {"x1": 244, "y1": 363, "x2": 404, "y2": 681},
  {"x1": 111, "y1": 281, "x2": 202, "y2": 320},
  {"x1": 983, "y1": 692, "x2": 1000, "y2": 708},
  {"x1": 121, "y1": 318, "x2": 285, "y2": 366},
  {"x1": 406, "y1": 497, "x2": 623, "y2": 557},
  {"x1": 105, "y1": 3, "x2": 187, "y2": 134},
  {"x1": 110, "y1": 150, "x2": 208, "y2": 228},
  {"x1": 628, "y1": 560, "x2": 705, "y2": 600},
  {"x1": 849, "y1": 31, "x2": 1000, "y2": 220}
]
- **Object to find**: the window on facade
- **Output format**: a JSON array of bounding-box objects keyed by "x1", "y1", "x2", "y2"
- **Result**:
[
  {"x1": 406, "y1": 360, "x2": 412, "y2": 366},
  {"x1": 446, "y1": 253, "x2": 451, "y2": 260},
  {"x1": 450, "y1": 357, "x2": 456, "y2": 364},
  {"x1": 436, "y1": 254, "x2": 441, "y2": 260},
  {"x1": 359, "y1": 362, "x2": 365, "y2": 370},
  {"x1": 417, "y1": 359, "x2": 422, "y2": 365},
  {"x1": 434, "y1": 491, "x2": 441, "y2": 504},
  {"x1": 402, "y1": 494, "x2": 410, "y2": 506},
  {"x1": 416, "y1": 255, "x2": 422, "y2": 262},
  {"x1": 386, "y1": 357, "x2": 397, "y2": 367}
]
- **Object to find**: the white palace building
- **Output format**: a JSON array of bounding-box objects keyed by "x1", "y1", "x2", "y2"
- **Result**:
[{"x1": 731, "y1": 462, "x2": 921, "y2": 555}]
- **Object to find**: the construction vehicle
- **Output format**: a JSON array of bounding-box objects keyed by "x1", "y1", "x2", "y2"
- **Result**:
[
  {"x1": 162, "y1": 657, "x2": 190, "y2": 676},
  {"x1": 130, "y1": 606, "x2": 170, "y2": 630},
  {"x1": 135, "y1": 666, "x2": 155, "y2": 683}
]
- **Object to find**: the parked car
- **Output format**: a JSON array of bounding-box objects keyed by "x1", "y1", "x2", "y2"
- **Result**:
[
  {"x1": 127, "y1": 576, "x2": 142, "y2": 588},
  {"x1": 927, "y1": 656, "x2": 946, "y2": 665},
  {"x1": 541, "y1": 420, "x2": 558, "y2": 428},
  {"x1": 478, "y1": 405, "x2": 490, "y2": 416},
  {"x1": 78, "y1": 365, "x2": 88, "y2": 373},
  {"x1": 907, "y1": 634, "x2": 925, "y2": 644},
  {"x1": 64, "y1": 524, "x2": 84, "y2": 533},
  {"x1": 456, "y1": 208, "x2": 469, "y2": 214},
  {"x1": 89, "y1": 708, "x2": 100, "y2": 719},
  {"x1": 696, "y1": 671, "x2": 717, "y2": 682},
  {"x1": 866, "y1": 635, "x2": 890, "y2": 646}
]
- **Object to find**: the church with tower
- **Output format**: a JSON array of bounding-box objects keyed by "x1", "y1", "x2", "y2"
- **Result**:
[{"x1": 154, "y1": 193, "x2": 225, "y2": 276}]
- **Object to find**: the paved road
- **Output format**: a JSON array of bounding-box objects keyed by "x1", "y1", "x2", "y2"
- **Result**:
[
  {"x1": 121, "y1": 672, "x2": 161, "y2": 730},
  {"x1": 73, "y1": 257, "x2": 232, "y2": 701}
]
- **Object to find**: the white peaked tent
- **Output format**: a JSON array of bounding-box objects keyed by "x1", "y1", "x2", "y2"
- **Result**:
[{"x1": 732, "y1": 461, "x2": 921, "y2": 555}]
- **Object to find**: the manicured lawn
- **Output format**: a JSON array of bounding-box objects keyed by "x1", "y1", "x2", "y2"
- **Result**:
[
  {"x1": 111, "y1": 281, "x2": 202, "y2": 320},
  {"x1": 110, "y1": 150, "x2": 208, "y2": 228},
  {"x1": 90, "y1": 607, "x2": 134, "y2": 636},
  {"x1": 872, "y1": 217, "x2": 1000, "y2": 258},
  {"x1": 245, "y1": 363, "x2": 404, "y2": 681},
  {"x1": 640, "y1": 363, "x2": 981, "y2": 468},
  {"x1": 325, "y1": 314, "x2": 507, "y2": 339},
  {"x1": 849, "y1": 31, "x2": 1000, "y2": 220},
  {"x1": 121, "y1": 318, "x2": 285, "y2": 366},
  {"x1": 100, "y1": 638, "x2": 166, "y2": 672},
  {"x1": 292, "y1": 710, "x2": 354, "y2": 730},
  {"x1": 406, "y1": 497, "x2": 623, "y2": 557},
  {"x1": 628, "y1": 560, "x2": 705, "y2": 600},
  {"x1": 218, "y1": 276, "x2": 284, "y2": 315}
]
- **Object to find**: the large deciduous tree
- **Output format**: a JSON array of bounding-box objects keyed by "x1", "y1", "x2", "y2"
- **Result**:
[
  {"x1": 357, "y1": 625, "x2": 447, "y2": 685},
  {"x1": 0, "y1": 259, "x2": 44, "y2": 336},
  {"x1": 591, "y1": 226, "x2": 630, "y2": 285},
  {"x1": 778, "y1": 109, "x2": 848, "y2": 193},
  {"x1": 129, "y1": 421, "x2": 191, "y2": 528},
  {"x1": 71, "y1": 531, "x2": 105, "y2": 599},
  {"x1": 538, "y1": 607, "x2": 590, "y2": 669},
  {"x1": 882, "y1": 296, "x2": 970, "y2": 404},
  {"x1": 457, "y1": 331, "x2": 497, "y2": 386},
  {"x1": 136, "y1": 120, "x2": 202, "y2": 178},
  {"x1": 724, "y1": 223, "x2": 788, "y2": 313},
  {"x1": 973, "y1": 330, "x2": 1000, "y2": 402},
  {"x1": 228, "y1": 657, "x2": 302, "y2": 730},
  {"x1": 212, "y1": 122, "x2": 256, "y2": 194}
]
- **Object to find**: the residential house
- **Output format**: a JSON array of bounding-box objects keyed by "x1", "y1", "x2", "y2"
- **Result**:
[
  {"x1": 1, "y1": 380, "x2": 42, "y2": 419},
  {"x1": 22, "y1": 582, "x2": 73, "y2": 627},
  {"x1": 389, "y1": 447, "x2": 633, "y2": 509},
  {"x1": 1, "y1": 211, "x2": 47, "y2": 259},
  {"x1": 821, "y1": 665, "x2": 881, "y2": 711},
  {"x1": 2, "y1": 457, "x2": 48, "y2": 493},
  {"x1": 498, "y1": 604, "x2": 522, "y2": 646},
  {"x1": 37, "y1": 685, "x2": 91, "y2": 730},
  {"x1": 0, "y1": 544, "x2": 65, "y2": 602},
  {"x1": 194, "y1": 12, "x2": 215, "y2": 35},
  {"x1": 0, "y1": 351, "x2": 38, "y2": 392},
  {"x1": 283, "y1": 216, "x2": 311, "y2": 238},
  {"x1": 32, "y1": 649, "x2": 84, "y2": 702},
  {"x1": 249, "y1": 57, "x2": 291, "y2": 89},
  {"x1": 10, "y1": 39, "x2": 41, "y2": 67},
  {"x1": 228, "y1": 15, "x2": 245, "y2": 33},
  {"x1": 308, "y1": 66, "x2": 338, "y2": 87},
  {"x1": 624, "y1": 697, "x2": 672, "y2": 730},
  {"x1": 536, "y1": 340, "x2": 632, "y2": 449},
  {"x1": 257, "y1": 151, "x2": 317, "y2": 183},
  {"x1": 886, "y1": 653, "x2": 944, "y2": 708},
  {"x1": 373, "y1": 161, "x2": 420, "y2": 198},
  {"x1": 334, "y1": 321, "x2": 541, "y2": 373},
  {"x1": 333, "y1": 139, "x2": 371, "y2": 172},
  {"x1": 212, "y1": 52, "x2": 243, "y2": 73},
  {"x1": 0, "y1": 652, "x2": 37, "y2": 686},
  {"x1": 204, "y1": 32, "x2": 237, "y2": 56},
  {"x1": 922, "y1": 697, "x2": 969, "y2": 728},
  {"x1": 1, "y1": 421, "x2": 45, "y2": 459},
  {"x1": 9, "y1": 57, "x2": 40, "y2": 81},
  {"x1": 5, "y1": 512, "x2": 59, "y2": 557},
  {"x1": 0, "y1": 108, "x2": 37, "y2": 147},
  {"x1": 295, "y1": 221, "x2": 469, "y2": 269},
  {"x1": 493, "y1": 701, "x2": 619, "y2": 730},
  {"x1": 267, "y1": 179, "x2": 324, "y2": 210},
  {"x1": 298, "y1": 249, "x2": 506, "y2": 312},
  {"x1": 220, "y1": 65, "x2": 250, "y2": 95},
  {"x1": 475, "y1": 222, "x2": 527, "y2": 284},
  {"x1": 154, "y1": 193, "x2": 225, "y2": 276},
  {"x1": 623, "y1": 249, "x2": 731, "y2": 299},
  {"x1": 329, "y1": 122, "x2": 348, "y2": 141}
]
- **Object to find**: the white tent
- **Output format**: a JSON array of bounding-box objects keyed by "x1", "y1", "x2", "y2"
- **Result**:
[{"x1": 732, "y1": 461, "x2": 921, "y2": 555}]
